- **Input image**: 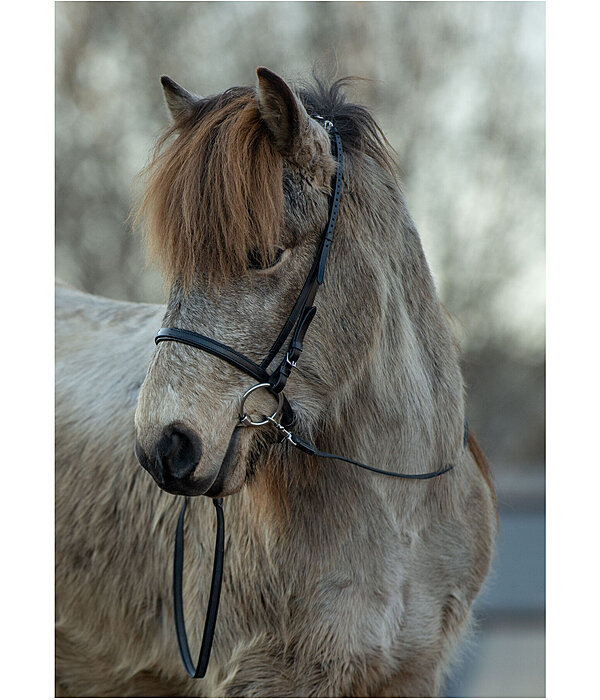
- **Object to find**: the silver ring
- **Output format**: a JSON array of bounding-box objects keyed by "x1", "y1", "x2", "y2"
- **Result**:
[{"x1": 238, "y1": 383, "x2": 284, "y2": 427}]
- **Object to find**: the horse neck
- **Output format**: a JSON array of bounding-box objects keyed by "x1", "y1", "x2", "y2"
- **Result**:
[
  {"x1": 245, "y1": 214, "x2": 466, "y2": 530},
  {"x1": 324, "y1": 207, "x2": 466, "y2": 479}
]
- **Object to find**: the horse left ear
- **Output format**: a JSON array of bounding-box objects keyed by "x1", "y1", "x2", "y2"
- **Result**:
[
  {"x1": 161, "y1": 75, "x2": 201, "y2": 120},
  {"x1": 256, "y1": 67, "x2": 311, "y2": 158}
]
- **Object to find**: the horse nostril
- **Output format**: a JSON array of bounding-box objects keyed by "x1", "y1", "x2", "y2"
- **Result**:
[{"x1": 155, "y1": 424, "x2": 203, "y2": 481}]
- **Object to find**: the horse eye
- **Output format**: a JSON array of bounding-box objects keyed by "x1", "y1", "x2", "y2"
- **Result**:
[{"x1": 247, "y1": 246, "x2": 285, "y2": 270}]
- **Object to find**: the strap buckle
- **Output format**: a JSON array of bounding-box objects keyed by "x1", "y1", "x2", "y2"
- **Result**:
[
  {"x1": 266, "y1": 415, "x2": 298, "y2": 446},
  {"x1": 285, "y1": 352, "x2": 297, "y2": 369},
  {"x1": 312, "y1": 114, "x2": 334, "y2": 131}
]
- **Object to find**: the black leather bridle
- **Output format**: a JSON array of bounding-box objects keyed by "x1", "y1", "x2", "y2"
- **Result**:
[
  {"x1": 156, "y1": 119, "x2": 344, "y2": 430},
  {"x1": 153, "y1": 119, "x2": 462, "y2": 679}
]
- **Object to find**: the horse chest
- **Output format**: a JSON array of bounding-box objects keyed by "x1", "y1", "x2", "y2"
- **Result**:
[
  {"x1": 210, "y1": 522, "x2": 431, "y2": 697},
  {"x1": 252, "y1": 520, "x2": 412, "y2": 654},
  {"x1": 307, "y1": 563, "x2": 408, "y2": 655}
]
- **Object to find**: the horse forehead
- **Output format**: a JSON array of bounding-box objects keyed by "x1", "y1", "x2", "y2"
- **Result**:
[{"x1": 161, "y1": 287, "x2": 285, "y2": 357}]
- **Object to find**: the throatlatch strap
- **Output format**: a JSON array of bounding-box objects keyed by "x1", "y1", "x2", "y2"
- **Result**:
[{"x1": 173, "y1": 497, "x2": 224, "y2": 679}]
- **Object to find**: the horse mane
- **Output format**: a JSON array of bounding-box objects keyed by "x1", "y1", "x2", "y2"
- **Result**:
[
  {"x1": 467, "y1": 430, "x2": 498, "y2": 520},
  {"x1": 134, "y1": 78, "x2": 398, "y2": 289},
  {"x1": 296, "y1": 76, "x2": 399, "y2": 181}
]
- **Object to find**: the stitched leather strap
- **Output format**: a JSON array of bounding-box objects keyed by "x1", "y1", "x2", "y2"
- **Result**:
[
  {"x1": 260, "y1": 126, "x2": 343, "y2": 373},
  {"x1": 268, "y1": 306, "x2": 317, "y2": 393},
  {"x1": 156, "y1": 328, "x2": 270, "y2": 384},
  {"x1": 317, "y1": 130, "x2": 343, "y2": 284},
  {"x1": 259, "y1": 253, "x2": 321, "y2": 371}
]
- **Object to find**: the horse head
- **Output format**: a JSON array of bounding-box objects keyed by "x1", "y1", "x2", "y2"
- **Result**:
[{"x1": 134, "y1": 68, "x2": 460, "y2": 499}]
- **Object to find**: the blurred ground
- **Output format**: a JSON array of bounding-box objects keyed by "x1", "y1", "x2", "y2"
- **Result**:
[
  {"x1": 451, "y1": 618, "x2": 545, "y2": 698},
  {"x1": 447, "y1": 472, "x2": 545, "y2": 697}
]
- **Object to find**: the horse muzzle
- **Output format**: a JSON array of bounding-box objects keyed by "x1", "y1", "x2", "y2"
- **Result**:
[
  {"x1": 134, "y1": 422, "x2": 208, "y2": 496},
  {"x1": 134, "y1": 422, "x2": 244, "y2": 497}
]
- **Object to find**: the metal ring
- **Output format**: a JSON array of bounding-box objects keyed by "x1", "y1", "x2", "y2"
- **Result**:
[{"x1": 238, "y1": 383, "x2": 284, "y2": 427}]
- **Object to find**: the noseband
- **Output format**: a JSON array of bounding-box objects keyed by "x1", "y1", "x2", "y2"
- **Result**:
[{"x1": 152, "y1": 119, "x2": 463, "y2": 679}]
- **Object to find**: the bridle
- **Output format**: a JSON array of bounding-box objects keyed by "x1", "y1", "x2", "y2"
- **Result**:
[
  {"x1": 152, "y1": 119, "x2": 464, "y2": 678},
  {"x1": 155, "y1": 118, "x2": 343, "y2": 429}
]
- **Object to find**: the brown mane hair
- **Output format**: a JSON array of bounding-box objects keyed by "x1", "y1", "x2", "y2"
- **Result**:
[
  {"x1": 134, "y1": 78, "x2": 402, "y2": 289},
  {"x1": 134, "y1": 87, "x2": 283, "y2": 288},
  {"x1": 467, "y1": 430, "x2": 498, "y2": 519}
]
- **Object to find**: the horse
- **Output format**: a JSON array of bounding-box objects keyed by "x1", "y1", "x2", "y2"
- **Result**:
[{"x1": 55, "y1": 67, "x2": 496, "y2": 697}]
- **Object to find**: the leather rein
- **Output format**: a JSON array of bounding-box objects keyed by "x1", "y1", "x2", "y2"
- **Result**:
[{"x1": 153, "y1": 119, "x2": 463, "y2": 679}]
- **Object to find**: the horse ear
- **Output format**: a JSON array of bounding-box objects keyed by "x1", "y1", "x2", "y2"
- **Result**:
[
  {"x1": 256, "y1": 67, "x2": 311, "y2": 157},
  {"x1": 160, "y1": 75, "x2": 201, "y2": 120}
]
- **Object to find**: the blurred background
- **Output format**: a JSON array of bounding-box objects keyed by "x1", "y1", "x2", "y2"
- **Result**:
[{"x1": 55, "y1": 2, "x2": 545, "y2": 696}]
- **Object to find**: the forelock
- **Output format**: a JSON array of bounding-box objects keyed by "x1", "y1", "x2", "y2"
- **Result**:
[{"x1": 134, "y1": 87, "x2": 284, "y2": 288}]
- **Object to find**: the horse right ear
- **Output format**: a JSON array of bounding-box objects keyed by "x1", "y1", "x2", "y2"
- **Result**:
[
  {"x1": 256, "y1": 67, "x2": 312, "y2": 159},
  {"x1": 160, "y1": 76, "x2": 201, "y2": 120}
]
